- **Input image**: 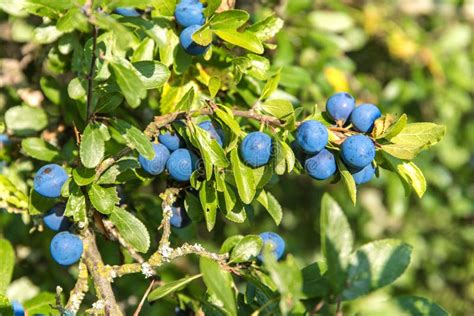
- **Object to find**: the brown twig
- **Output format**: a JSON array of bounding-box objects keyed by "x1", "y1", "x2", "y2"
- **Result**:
[
  {"x1": 133, "y1": 279, "x2": 156, "y2": 316},
  {"x1": 82, "y1": 228, "x2": 123, "y2": 315}
]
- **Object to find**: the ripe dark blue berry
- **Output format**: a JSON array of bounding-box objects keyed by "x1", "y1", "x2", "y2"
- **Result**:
[
  {"x1": 34, "y1": 164, "x2": 68, "y2": 198},
  {"x1": 326, "y1": 92, "x2": 355, "y2": 125},
  {"x1": 166, "y1": 149, "x2": 199, "y2": 182},
  {"x1": 305, "y1": 149, "x2": 337, "y2": 180},
  {"x1": 350, "y1": 103, "x2": 382, "y2": 133},
  {"x1": 257, "y1": 232, "x2": 285, "y2": 262},
  {"x1": 50, "y1": 232, "x2": 83, "y2": 266},
  {"x1": 296, "y1": 120, "x2": 328, "y2": 154},
  {"x1": 114, "y1": 7, "x2": 141, "y2": 17},
  {"x1": 159, "y1": 131, "x2": 184, "y2": 152},
  {"x1": 341, "y1": 134, "x2": 375, "y2": 169},
  {"x1": 240, "y1": 132, "x2": 272, "y2": 168},
  {"x1": 180, "y1": 25, "x2": 210, "y2": 56},
  {"x1": 12, "y1": 301, "x2": 24, "y2": 316},
  {"x1": 170, "y1": 202, "x2": 191, "y2": 228},
  {"x1": 139, "y1": 143, "x2": 170, "y2": 175},
  {"x1": 44, "y1": 204, "x2": 71, "y2": 232},
  {"x1": 175, "y1": 0, "x2": 205, "y2": 27},
  {"x1": 350, "y1": 163, "x2": 375, "y2": 185},
  {"x1": 198, "y1": 120, "x2": 224, "y2": 146}
]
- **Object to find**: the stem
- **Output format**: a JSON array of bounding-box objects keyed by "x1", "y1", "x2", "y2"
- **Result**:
[
  {"x1": 133, "y1": 279, "x2": 156, "y2": 316},
  {"x1": 86, "y1": 25, "x2": 98, "y2": 120},
  {"x1": 65, "y1": 261, "x2": 89, "y2": 313},
  {"x1": 335, "y1": 296, "x2": 343, "y2": 316},
  {"x1": 82, "y1": 228, "x2": 123, "y2": 315}
]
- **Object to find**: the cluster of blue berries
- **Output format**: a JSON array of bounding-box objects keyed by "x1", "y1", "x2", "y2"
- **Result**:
[
  {"x1": 33, "y1": 164, "x2": 83, "y2": 266},
  {"x1": 175, "y1": 0, "x2": 210, "y2": 56},
  {"x1": 295, "y1": 92, "x2": 381, "y2": 185}
]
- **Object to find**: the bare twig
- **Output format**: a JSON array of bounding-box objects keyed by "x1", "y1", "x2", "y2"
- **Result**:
[
  {"x1": 82, "y1": 228, "x2": 123, "y2": 315},
  {"x1": 133, "y1": 279, "x2": 156, "y2": 316},
  {"x1": 65, "y1": 261, "x2": 89, "y2": 313}
]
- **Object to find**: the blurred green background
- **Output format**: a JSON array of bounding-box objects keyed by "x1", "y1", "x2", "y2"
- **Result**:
[{"x1": 1, "y1": 0, "x2": 473, "y2": 314}]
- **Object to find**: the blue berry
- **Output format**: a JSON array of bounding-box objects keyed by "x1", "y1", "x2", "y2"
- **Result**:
[
  {"x1": 170, "y1": 202, "x2": 191, "y2": 228},
  {"x1": 305, "y1": 149, "x2": 337, "y2": 180},
  {"x1": 34, "y1": 164, "x2": 69, "y2": 198},
  {"x1": 50, "y1": 232, "x2": 83, "y2": 266},
  {"x1": 296, "y1": 120, "x2": 328, "y2": 154},
  {"x1": 139, "y1": 143, "x2": 170, "y2": 175},
  {"x1": 44, "y1": 204, "x2": 71, "y2": 232},
  {"x1": 12, "y1": 301, "x2": 24, "y2": 316},
  {"x1": 0, "y1": 133, "x2": 10, "y2": 145},
  {"x1": 114, "y1": 7, "x2": 141, "y2": 17},
  {"x1": 257, "y1": 232, "x2": 285, "y2": 262},
  {"x1": 341, "y1": 135, "x2": 375, "y2": 169},
  {"x1": 290, "y1": 141, "x2": 307, "y2": 165},
  {"x1": 166, "y1": 149, "x2": 199, "y2": 182},
  {"x1": 180, "y1": 25, "x2": 210, "y2": 56},
  {"x1": 159, "y1": 131, "x2": 184, "y2": 152},
  {"x1": 326, "y1": 92, "x2": 355, "y2": 125},
  {"x1": 350, "y1": 104, "x2": 381, "y2": 133},
  {"x1": 198, "y1": 120, "x2": 224, "y2": 146},
  {"x1": 350, "y1": 163, "x2": 375, "y2": 185},
  {"x1": 240, "y1": 132, "x2": 272, "y2": 168},
  {"x1": 175, "y1": 0, "x2": 205, "y2": 27}
]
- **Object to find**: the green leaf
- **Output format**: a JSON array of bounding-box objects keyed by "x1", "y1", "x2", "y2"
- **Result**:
[
  {"x1": 32, "y1": 25, "x2": 63, "y2": 44},
  {"x1": 56, "y1": 8, "x2": 89, "y2": 33},
  {"x1": 199, "y1": 180, "x2": 218, "y2": 231},
  {"x1": 191, "y1": 23, "x2": 213, "y2": 46},
  {"x1": 5, "y1": 106, "x2": 48, "y2": 136},
  {"x1": 208, "y1": 76, "x2": 221, "y2": 98},
  {"x1": 247, "y1": 15, "x2": 284, "y2": 41},
  {"x1": 220, "y1": 235, "x2": 244, "y2": 254},
  {"x1": 342, "y1": 239, "x2": 412, "y2": 300},
  {"x1": 376, "y1": 114, "x2": 407, "y2": 139},
  {"x1": 257, "y1": 191, "x2": 282, "y2": 225},
  {"x1": 88, "y1": 184, "x2": 119, "y2": 215},
  {"x1": 184, "y1": 191, "x2": 204, "y2": 222},
  {"x1": 110, "y1": 59, "x2": 146, "y2": 108},
  {"x1": 175, "y1": 88, "x2": 195, "y2": 112},
  {"x1": 23, "y1": 292, "x2": 56, "y2": 314},
  {"x1": 0, "y1": 239, "x2": 14, "y2": 294},
  {"x1": 95, "y1": 92, "x2": 124, "y2": 113},
  {"x1": 260, "y1": 68, "x2": 281, "y2": 100},
  {"x1": 395, "y1": 296, "x2": 448, "y2": 316},
  {"x1": 67, "y1": 77, "x2": 87, "y2": 100},
  {"x1": 21, "y1": 138, "x2": 60, "y2": 162},
  {"x1": 383, "y1": 123, "x2": 446, "y2": 159},
  {"x1": 133, "y1": 61, "x2": 170, "y2": 89},
  {"x1": 215, "y1": 29, "x2": 264, "y2": 54},
  {"x1": 230, "y1": 148, "x2": 256, "y2": 204},
  {"x1": 28, "y1": 189, "x2": 56, "y2": 216},
  {"x1": 259, "y1": 99, "x2": 294, "y2": 127},
  {"x1": 382, "y1": 153, "x2": 427, "y2": 198},
  {"x1": 214, "y1": 107, "x2": 242, "y2": 136},
  {"x1": 337, "y1": 159, "x2": 357, "y2": 205},
  {"x1": 72, "y1": 167, "x2": 96, "y2": 186},
  {"x1": 111, "y1": 119, "x2": 154, "y2": 160},
  {"x1": 302, "y1": 263, "x2": 329, "y2": 299},
  {"x1": 65, "y1": 182, "x2": 87, "y2": 223},
  {"x1": 97, "y1": 157, "x2": 140, "y2": 184},
  {"x1": 203, "y1": 0, "x2": 221, "y2": 17},
  {"x1": 151, "y1": 0, "x2": 176, "y2": 16},
  {"x1": 263, "y1": 254, "x2": 303, "y2": 314},
  {"x1": 80, "y1": 123, "x2": 106, "y2": 168},
  {"x1": 200, "y1": 257, "x2": 237, "y2": 316},
  {"x1": 110, "y1": 206, "x2": 150, "y2": 253},
  {"x1": 230, "y1": 235, "x2": 263, "y2": 263},
  {"x1": 148, "y1": 274, "x2": 203, "y2": 302},
  {"x1": 320, "y1": 193, "x2": 353, "y2": 294},
  {"x1": 0, "y1": 295, "x2": 12, "y2": 316},
  {"x1": 210, "y1": 10, "x2": 249, "y2": 29}
]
